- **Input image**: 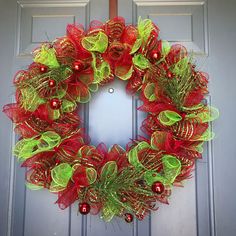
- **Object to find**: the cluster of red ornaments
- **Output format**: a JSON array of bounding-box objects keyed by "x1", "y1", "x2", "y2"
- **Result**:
[{"x1": 78, "y1": 181, "x2": 164, "y2": 222}]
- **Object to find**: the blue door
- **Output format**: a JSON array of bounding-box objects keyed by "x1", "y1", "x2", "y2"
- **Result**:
[{"x1": 0, "y1": 0, "x2": 235, "y2": 236}]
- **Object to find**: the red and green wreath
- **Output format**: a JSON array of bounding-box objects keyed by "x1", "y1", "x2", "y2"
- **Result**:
[{"x1": 3, "y1": 17, "x2": 218, "y2": 223}]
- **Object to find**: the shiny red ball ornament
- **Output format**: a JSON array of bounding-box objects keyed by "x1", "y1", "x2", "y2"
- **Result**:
[
  {"x1": 73, "y1": 61, "x2": 83, "y2": 71},
  {"x1": 49, "y1": 98, "x2": 61, "y2": 110},
  {"x1": 39, "y1": 65, "x2": 48, "y2": 73},
  {"x1": 124, "y1": 213, "x2": 133, "y2": 223},
  {"x1": 151, "y1": 50, "x2": 161, "y2": 60},
  {"x1": 48, "y1": 79, "x2": 56, "y2": 88},
  {"x1": 151, "y1": 181, "x2": 165, "y2": 194},
  {"x1": 79, "y1": 202, "x2": 91, "y2": 215},
  {"x1": 120, "y1": 196, "x2": 128, "y2": 203},
  {"x1": 167, "y1": 70, "x2": 174, "y2": 79}
]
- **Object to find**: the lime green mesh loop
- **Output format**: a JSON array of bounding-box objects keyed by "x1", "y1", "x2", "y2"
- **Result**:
[
  {"x1": 144, "y1": 83, "x2": 156, "y2": 101},
  {"x1": 128, "y1": 141, "x2": 150, "y2": 169},
  {"x1": 186, "y1": 106, "x2": 219, "y2": 123},
  {"x1": 20, "y1": 87, "x2": 45, "y2": 112},
  {"x1": 115, "y1": 66, "x2": 133, "y2": 81},
  {"x1": 86, "y1": 167, "x2": 97, "y2": 184},
  {"x1": 100, "y1": 161, "x2": 118, "y2": 181},
  {"x1": 161, "y1": 40, "x2": 171, "y2": 57},
  {"x1": 150, "y1": 131, "x2": 166, "y2": 151},
  {"x1": 91, "y1": 53, "x2": 111, "y2": 84},
  {"x1": 51, "y1": 163, "x2": 73, "y2": 191},
  {"x1": 130, "y1": 38, "x2": 142, "y2": 54},
  {"x1": 158, "y1": 110, "x2": 182, "y2": 126},
  {"x1": 172, "y1": 57, "x2": 190, "y2": 76},
  {"x1": 144, "y1": 155, "x2": 181, "y2": 186},
  {"x1": 76, "y1": 91, "x2": 91, "y2": 104},
  {"x1": 34, "y1": 44, "x2": 60, "y2": 68},
  {"x1": 137, "y1": 17, "x2": 154, "y2": 43},
  {"x1": 26, "y1": 183, "x2": 44, "y2": 190},
  {"x1": 131, "y1": 17, "x2": 154, "y2": 54},
  {"x1": 52, "y1": 109, "x2": 61, "y2": 120},
  {"x1": 88, "y1": 83, "x2": 98, "y2": 92},
  {"x1": 82, "y1": 31, "x2": 108, "y2": 53},
  {"x1": 62, "y1": 99, "x2": 76, "y2": 113},
  {"x1": 194, "y1": 128, "x2": 215, "y2": 141},
  {"x1": 133, "y1": 53, "x2": 150, "y2": 70},
  {"x1": 14, "y1": 131, "x2": 61, "y2": 161},
  {"x1": 162, "y1": 155, "x2": 181, "y2": 184},
  {"x1": 54, "y1": 88, "x2": 67, "y2": 99},
  {"x1": 144, "y1": 171, "x2": 165, "y2": 186},
  {"x1": 101, "y1": 201, "x2": 117, "y2": 222},
  {"x1": 195, "y1": 142, "x2": 204, "y2": 153}
]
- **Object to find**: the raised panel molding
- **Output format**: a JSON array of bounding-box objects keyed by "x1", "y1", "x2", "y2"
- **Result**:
[
  {"x1": 16, "y1": 1, "x2": 90, "y2": 57},
  {"x1": 132, "y1": 0, "x2": 208, "y2": 55}
]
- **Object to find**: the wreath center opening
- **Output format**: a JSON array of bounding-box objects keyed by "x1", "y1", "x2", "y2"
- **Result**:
[{"x1": 89, "y1": 80, "x2": 136, "y2": 148}]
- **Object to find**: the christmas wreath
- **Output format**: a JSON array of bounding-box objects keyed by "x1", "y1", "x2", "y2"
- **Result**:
[{"x1": 3, "y1": 17, "x2": 218, "y2": 223}]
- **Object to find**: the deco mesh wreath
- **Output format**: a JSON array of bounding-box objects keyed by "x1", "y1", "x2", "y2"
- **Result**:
[{"x1": 3, "y1": 17, "x2": 218, "y2": 223}]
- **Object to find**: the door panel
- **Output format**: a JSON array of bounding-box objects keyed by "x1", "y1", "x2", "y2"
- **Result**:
[{"x1": 118, "y1": 1, "x2": 213, "y2": 236}]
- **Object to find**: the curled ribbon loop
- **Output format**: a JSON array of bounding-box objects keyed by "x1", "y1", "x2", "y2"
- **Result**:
[
  {"x1": 50, "y1": 163, "x2": 73, "y2": 192},
  {"x1": 131, "y1": 17, "x2": 154, "y2": 54},
  {"x1": 162, "y1": 155, "x2": 181, "y2": 184},
  {"x1": 133, "y1": 53, "x2": 150, "y2": 70},
  {"x1": 158, "y1": 110, "x2": 182, "y2": 126},
  {"x1": 128, "y1": 141, "x2": 150, "y2": 169},
  {"x1": 91, "y1": 54, "x2": 111, "y2": 84},
  {"x1": 20, "y1": 87, "x2": 45, "y2": 112},
  {"x1": 144, "y1": 83, "x2": 157, "y2": 101},
  {"x1": 82, "y1": 31, "x2": 108, "y2": 53},
  {"x1": 144, "y1": 155, "x2": 181, "y2": 186},
  {"x1": 100, "y1": 161, "x2": 118, "y2": 183},
  {"x1": 14, "y1": 131, "x2": 61, "y2": 161},
  {"x1": 186, "y1": 106, "x2": 219, "y2": 123},
  {"x1": 34, "y1": 44, "x2": 60, "y2": 68}
]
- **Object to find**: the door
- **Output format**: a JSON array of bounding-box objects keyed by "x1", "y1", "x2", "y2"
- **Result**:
[{"x1": 0, "y1": 0, "x2": 235, "y2": 236}]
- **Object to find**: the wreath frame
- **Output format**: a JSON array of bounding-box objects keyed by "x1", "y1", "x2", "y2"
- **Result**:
[{"x1": 3, "y1": 16, "x2": 218, "y2": 223}]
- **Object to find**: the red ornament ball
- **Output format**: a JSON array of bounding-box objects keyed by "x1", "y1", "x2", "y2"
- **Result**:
[
  {"x1": 151, "y1": 50, "x2": 161, "y2": 60},
  {"x1": 73, "y1": 61, "x2": 83, "y2": 71},
  {"x1": 124, "y1": 213, "x2": 133, "y2": 223},
  {"x1": 79, "y1": 202, "x2": 91, "y2": 215},
  {"x1": 49, "y1": 98, "x2": 61, "y2": 110},
  {"x1": 39, "y1": 65, "x2": 48, "y2": 73},
  {"x1": 120, "y1": 196, "x2": 128, "y2": 203},
  {"x1": 167, "y1": 70, "x2": 174, "y2": 79},
  {"x1": 151, "y1": 181, "x2": 165, "y2": 194},
  {"x1": 48, "y1": 79, "x2": 56, "y2": 88}
]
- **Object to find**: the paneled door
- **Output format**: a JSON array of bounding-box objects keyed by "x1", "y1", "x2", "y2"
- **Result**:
[{"x1": 1, "y1": 0, "x2": 236, "y2": 236}]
